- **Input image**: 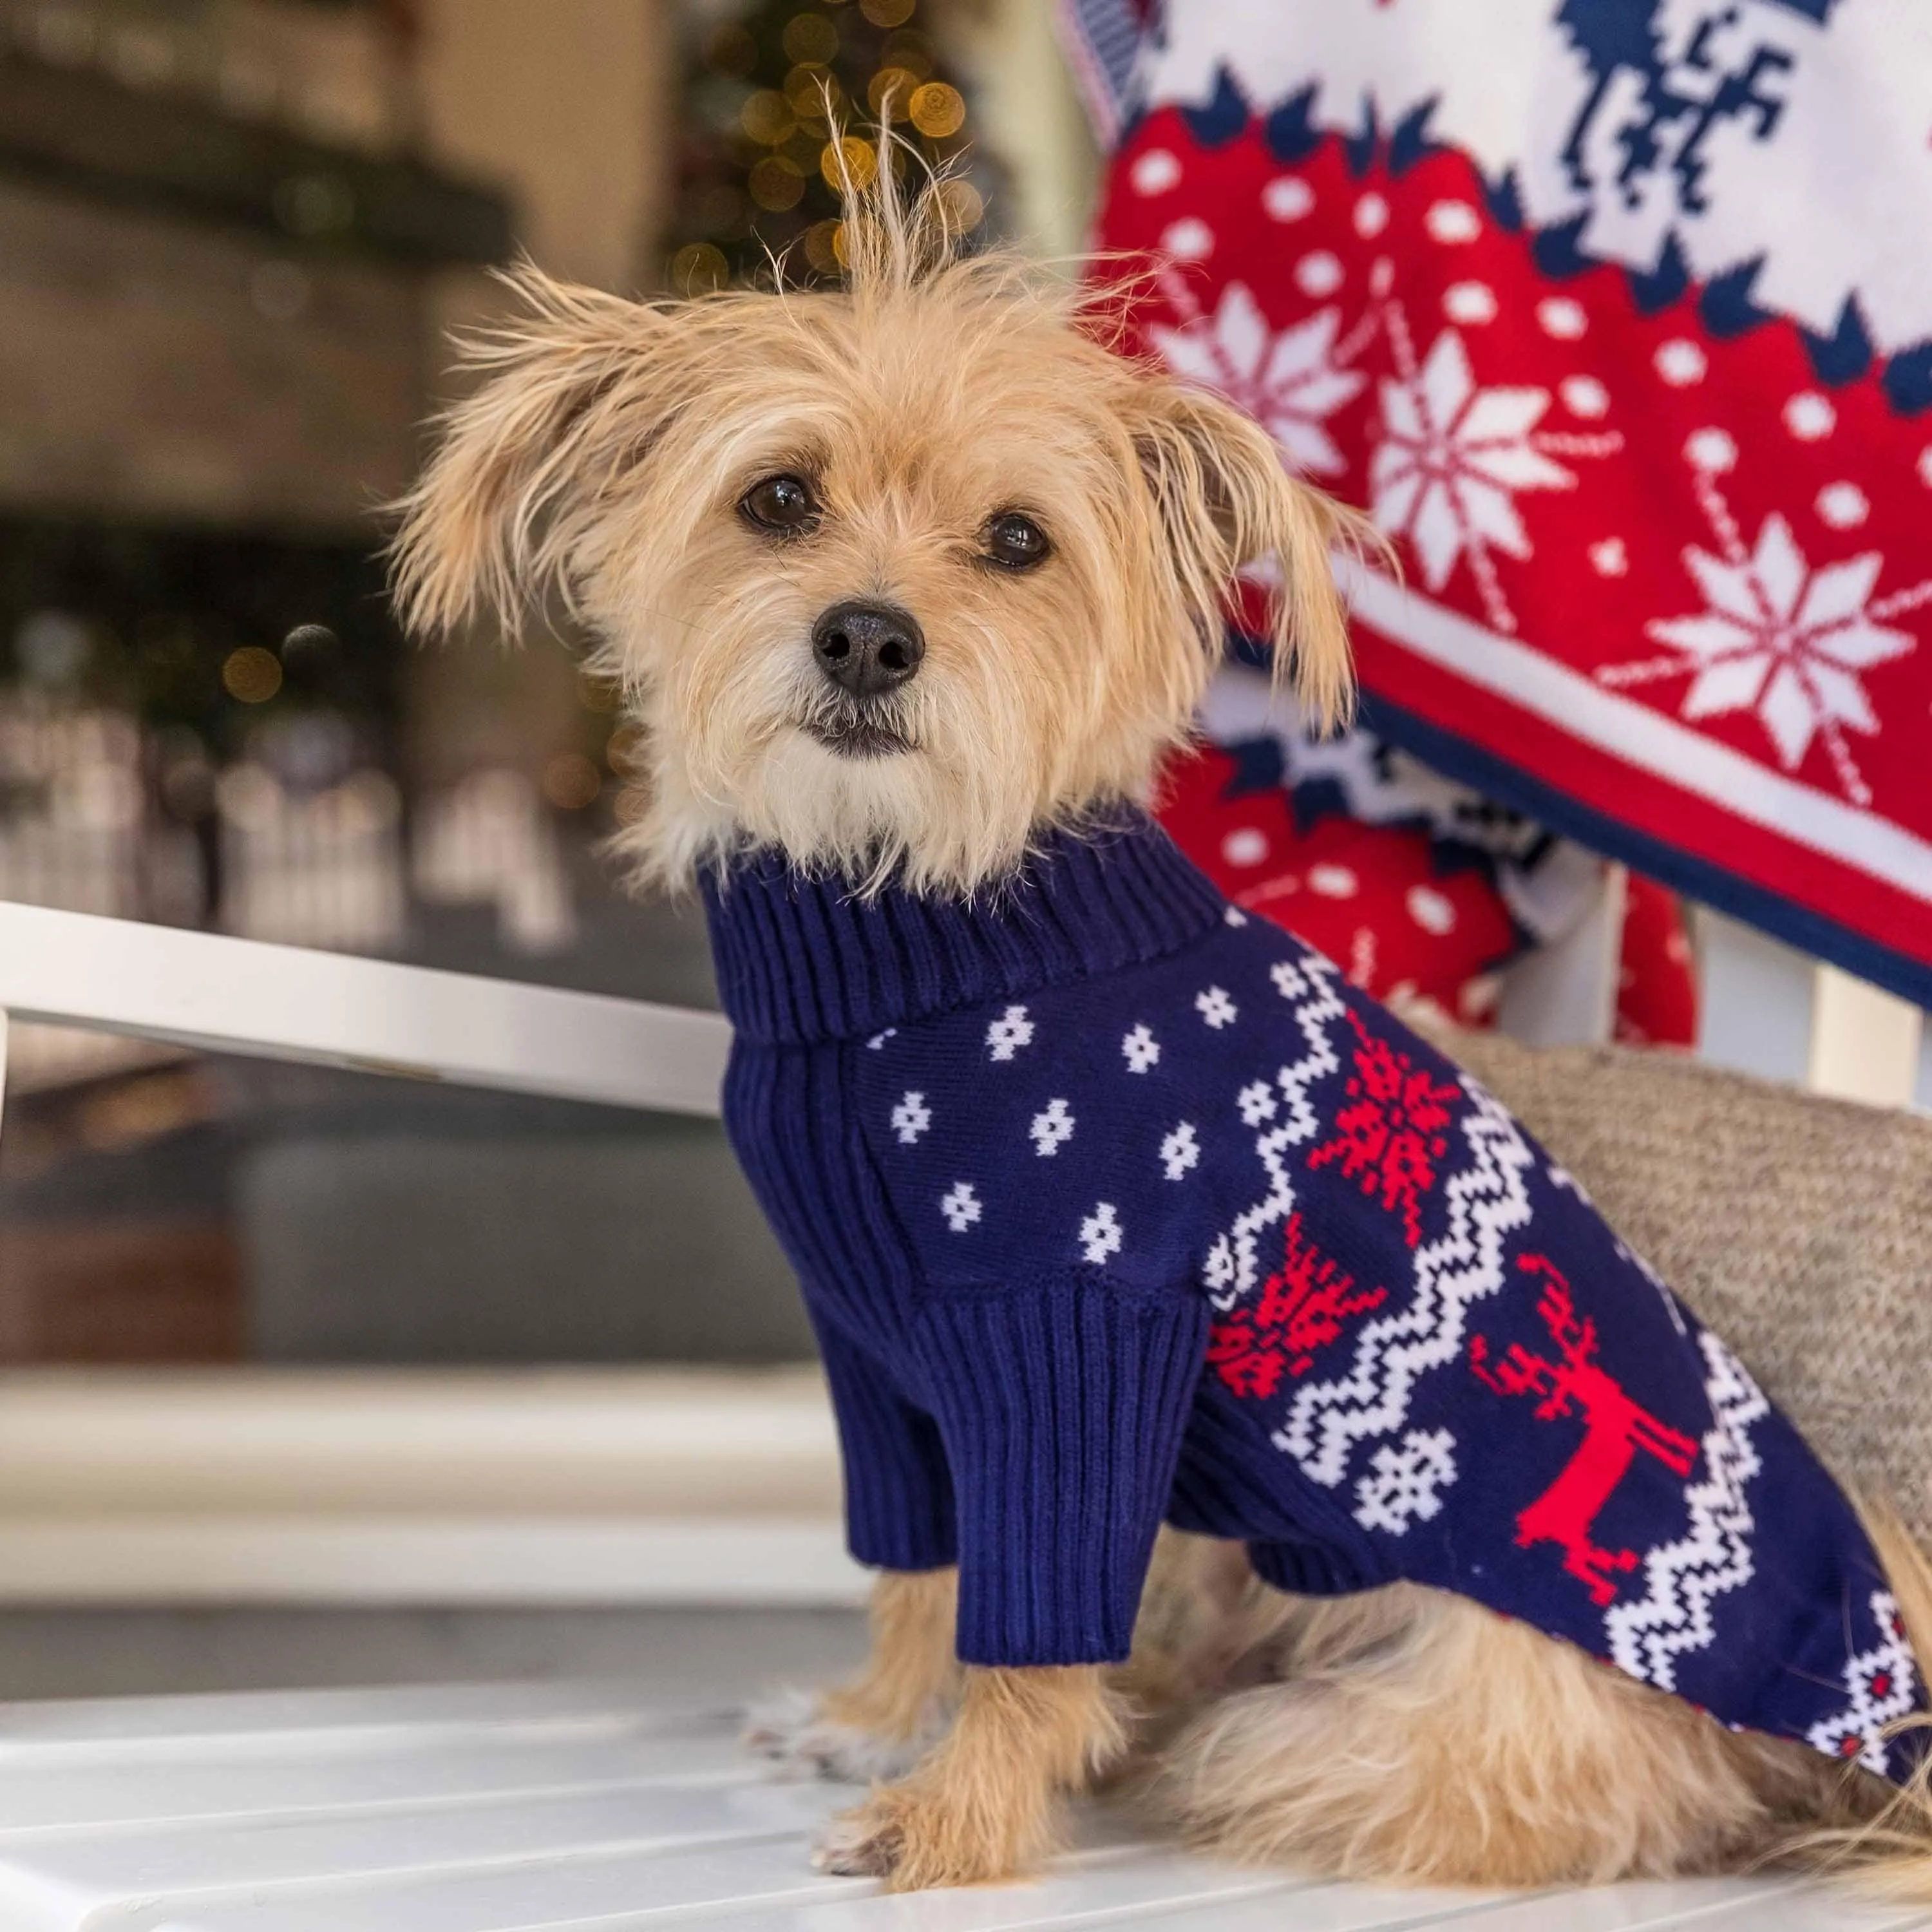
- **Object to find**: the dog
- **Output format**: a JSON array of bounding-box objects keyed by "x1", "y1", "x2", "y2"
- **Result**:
[{"x1": 392, "y1": 158, "x2": 1932, "y2": 1899}]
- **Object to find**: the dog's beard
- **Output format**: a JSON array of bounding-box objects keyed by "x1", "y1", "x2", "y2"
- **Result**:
[{"x1": 797, "y1": 687, "x2": 916, "y2": 759}]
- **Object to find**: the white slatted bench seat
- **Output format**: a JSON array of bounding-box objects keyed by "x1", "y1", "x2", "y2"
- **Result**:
[{"x1": 0, "y1": 1678, "x2": 1920, "y2": 1932}]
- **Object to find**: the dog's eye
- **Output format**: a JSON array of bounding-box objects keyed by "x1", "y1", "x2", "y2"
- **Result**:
[
  {"x1": 741, "y1": 474, "x2": 819, "y2": 535},
  {"x1": 983, "y1": 512, "x2": 1050, "y2": 571}
]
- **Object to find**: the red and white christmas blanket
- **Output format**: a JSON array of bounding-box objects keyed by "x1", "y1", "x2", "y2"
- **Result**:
[{"x1": 1067, "y1": 0, "x2": 1932, "y2": 1009}]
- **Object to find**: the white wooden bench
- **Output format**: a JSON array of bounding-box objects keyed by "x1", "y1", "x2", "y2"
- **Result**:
[{"x1": 0, "y1": 893, "x2": 1924, "y2": 1927}]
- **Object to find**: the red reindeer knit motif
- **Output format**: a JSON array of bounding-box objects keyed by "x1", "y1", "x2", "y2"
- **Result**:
[{"x1": 1471, "y1": 1257, "x2": 1699, "y2": 1605}]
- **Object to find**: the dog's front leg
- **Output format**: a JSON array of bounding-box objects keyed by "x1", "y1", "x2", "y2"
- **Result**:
[
  {"x1": 816, "y1": 1661, "x2": 1125, "y2": 1890},
  {"x1": 748, "y1": 1565, "x2": 960, "y2": 1779}
]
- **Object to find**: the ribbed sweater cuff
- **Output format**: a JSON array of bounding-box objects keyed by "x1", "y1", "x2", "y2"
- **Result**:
[
  {"x1": 911, "y1": 1283, "x2": 1208, "y2": 1668},
  {"x1": 819, "y1": 1327, "x2": 958, "y2": 1574}
]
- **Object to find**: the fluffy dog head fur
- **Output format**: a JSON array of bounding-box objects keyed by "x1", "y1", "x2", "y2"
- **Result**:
[{"x1": 393, "y1": 163, "x2": 1365, "y2": 893}]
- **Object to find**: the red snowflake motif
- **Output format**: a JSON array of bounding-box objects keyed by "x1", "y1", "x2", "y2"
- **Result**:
[
  {"x1": 1307, "y1": 1009, "x2": 1461, "y2": 1246},
  {"x1": 1208, "y1": 1213, "x2": 1388, "y2": 1399}
]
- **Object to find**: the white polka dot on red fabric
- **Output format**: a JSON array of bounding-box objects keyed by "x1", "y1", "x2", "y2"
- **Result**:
[
  {"x1": 1686, "y1": 428, "x2": 1737, "y2": 473},
  {"x1": 1537, "y1": 297, "x2": 1587, "y2": 339},
  {"x1": 1443, "y1": 281, "x2": 1497, "y2": 324},
  {"x1": 1354, "y1": 193, "x2": 1389, "y2": 238},
  {"x1": 1130, "y1": 148, "x2": 1182, "y2": 196},
  {"x1": 1588, "y1": 537, "x2": 1629, "y2": 576},
  {"x1": 1262, "y1": 176, "x2": 1314, "y2": 222},
  {"x1": 1918, "y1": 446, "x2": 1932, "y2": 488},
  {"x1": 1655, "y1": 339, "x2": 1707, "y2": 386},
  {"x1": 1220, "y1": 828, "x2": 1269, "y2": 867},
  {"x1": 1426, "y1": 200, "x2": 1480, "y2": 243},
  {"x1": 1817, "y1": 481, "x2": 1869, "y2": 528},
  {"x1": 1160, "y1": 218, "x2": 1214, "y2": 261},
  {"x1": 1783, "y1": 392, "x2": 1835, "y2": 440},
  {"x1": 1295, "y1": 251, "x2": 1343, "y2": 297},
  {"x1": 1308, "y1": 864, "x2": 1358, "y2": 898},
  {"x1": 1406, "y1": 885, "x2": 1457, "y2": 935},
  {"x1": 1560, "y1": 375, "x2": 1609, "y2": 418},
  {"x1": 1368, "y1": 258, "x2": 1395, "y2": 298}
]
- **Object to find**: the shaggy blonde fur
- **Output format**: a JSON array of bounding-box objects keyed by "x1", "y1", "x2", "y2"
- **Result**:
[
  {"x1": 393, "y1": 146, "x2": 1932, "y2": 1898},
  {"x1": 391, "y1": 163, "x2": 1363, "y2": 896}
]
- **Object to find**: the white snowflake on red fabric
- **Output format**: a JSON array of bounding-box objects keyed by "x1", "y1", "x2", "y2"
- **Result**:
[
  {"x1": 890, "y1": 1091, "x2": 931, "y2": 1145},
  {"x1": 1150, "y1": 283, "x2": 1367, "y2": 477},
  {"x1": 1080, "y1": 1202, "x2": 1124, "y2": 1264},
  {"x1": 1601, "y1": 474, "x2": 1925, "y2": 804},
  {"x1": 1370, "y1": 327, "x2": 1580, "y2": 623},
  {"x1": 1030, "y1": 1098, "x2": 1076, "y2": 1157}
]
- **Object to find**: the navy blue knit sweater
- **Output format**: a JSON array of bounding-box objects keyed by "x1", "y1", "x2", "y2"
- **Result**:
[{"x1": 703, "y1": 814, "x2": 1924, "y2": 1781}]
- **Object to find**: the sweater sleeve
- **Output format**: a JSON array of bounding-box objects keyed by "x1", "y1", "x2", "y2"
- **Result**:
[
  {"x1": 908, "y1": 1278, "x2": 1209, "y2": 1668},
  {"x1": 815, "y1": 1315, "x2": 958, "y2": 1575}
]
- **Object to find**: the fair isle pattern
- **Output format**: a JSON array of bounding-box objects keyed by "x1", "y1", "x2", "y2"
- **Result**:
[
  {"x1": 1274, "y1": 1076, "x2": 1537, "y2": 1495},
  {"x1": 1808, "y1": 1591, "x2": 1922, "y2": 1774},
  {"x1": 1605, "y1": 1330, "x2": 1769, "y2": 1695},
  {"x1": 1086, "y1": 0, "x2": 1932, "y2": 1010},
  {"x1": 1200, "y1": 954, "x2": 1344, "y2": 1312},
  {"x1": 708, "y1": 819, "x2": 1927, "y2": 1779}
]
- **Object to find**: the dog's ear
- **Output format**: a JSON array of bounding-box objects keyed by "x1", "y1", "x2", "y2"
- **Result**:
[
  {"x1": 391, "y1": 265, "x2": 674, "y2": 641},
  {"x1": 1128, "y1": 379, "x2": 1362, "y2": 732}
]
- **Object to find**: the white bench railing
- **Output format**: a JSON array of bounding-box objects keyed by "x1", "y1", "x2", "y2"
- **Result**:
[{"x1": 0, "y1": 891, "x2": 1919, "y2": 1606}]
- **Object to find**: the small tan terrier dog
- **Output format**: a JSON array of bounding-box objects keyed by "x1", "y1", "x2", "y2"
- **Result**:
[{"x1": 395, "y1": 161, "x2": 1932, "y2": 1899}]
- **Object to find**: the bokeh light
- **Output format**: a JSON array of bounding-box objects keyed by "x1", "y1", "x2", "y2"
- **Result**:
[
  {"x1": 222, "y1": 646, "x2": 282, "y2": 704},
  {"x1": 909, "y1": 80, "x2": 964, "y2": 138},
  {"x1": 542, "y1": 753, "x2": 602, "y2": 811}
]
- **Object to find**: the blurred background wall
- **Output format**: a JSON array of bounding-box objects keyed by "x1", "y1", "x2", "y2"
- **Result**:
[{"x1": 0, "y1": 0, "x2": 1094, "y2": 1373}]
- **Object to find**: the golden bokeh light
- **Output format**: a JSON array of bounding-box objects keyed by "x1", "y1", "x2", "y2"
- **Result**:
[
  {"x1": 670, "y1": 242, "x2": 729, "y2": 294},
  {"x1": 749, "y1": 155, "x2": 806, "y2": 211},
  {"x1": 867, "y1": 66, "x2": 918, "y2": 119},
  {"x1": 222, "y1": 646, "x2": 282, "y2": 705},
  {"x1": 934, "y1": 176, "x2": 983, "y2": 232},
  {"x1": 780, "y1": 11, "x2": 838, "y2": 64},
  {"x1": 820, "y1": 135, "x2": 876, "y2": 191},
  {"x1": 859, "y1": 0, "x2": 914, "y2": 26},
  {"x1": 784, "y1": 63, "x2": 840, "y2": 117},
  {"x1": 739, "y1": 89, "x2": 796, "y2": 145},
  {"x1": 542, "y1": 752, "x2": 602, "y2": 811},
  {"x1": 802, "y1": 218, "x2": 842, "y2": 273},
  {"x1": 909, "y1": 80, "x2": 964, "y2": 138}
]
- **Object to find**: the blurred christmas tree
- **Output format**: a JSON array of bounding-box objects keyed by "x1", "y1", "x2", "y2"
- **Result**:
[{"x1": 666, "y1": 0, "x2": 992, "y2": 290}]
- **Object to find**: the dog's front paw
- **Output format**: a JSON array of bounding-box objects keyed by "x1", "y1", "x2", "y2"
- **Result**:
[
  {"x1": 743, "y1": 1689, "x2": 929, "y2": 1784},
  {"x1": 813, "y1": 1784, "x2": 1032, "y2": 1891}
]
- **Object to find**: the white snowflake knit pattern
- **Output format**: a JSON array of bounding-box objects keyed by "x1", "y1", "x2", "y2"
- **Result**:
[
  {"x1": 1806, "y1": 1591, "x2": 1920, "y2": 1776},
  {"x1": 1030, "y1": 1099, "x2": 1075, "y2": 1157},
  {"x1": 1604, "y1": 1331, "x2": 1769, "y2": 1694},
  {"x1": 890, "y1": 1092, "x2": 931, "y2": 1145},
  {"x1": 1122, "y1": 1024, "x2": 1162, "y2": 1072},
  {"x1": 1195, "y1": 986, "x2": 1238, "y2": 1028},
  {"x1": 1081, "y1": 1202, "x2": 1123, "y2": 1265},
  {"x1": 1160, "y1": 1122, "x2": 1201, "y2": 1181},
  {"x1": 940, "y1": 1182, "x2": 981, "y2": 1233},
  {"x1": 1354, "y1": 1427, "x2": 1458, "y2": 1535},
  {"x1": 985, "y1": 1005, "x2": 1034, "y2": 1061}
]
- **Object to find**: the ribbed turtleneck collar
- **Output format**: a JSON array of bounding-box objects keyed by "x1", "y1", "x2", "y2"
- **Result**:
[{"x1": 699, "y1": 813, "x2": 1228, "y2": 1045}]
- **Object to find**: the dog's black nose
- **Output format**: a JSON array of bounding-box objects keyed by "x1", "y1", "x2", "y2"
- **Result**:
[{"x1": 811, "y1": 600, "x2": 925, "y2": 699}]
